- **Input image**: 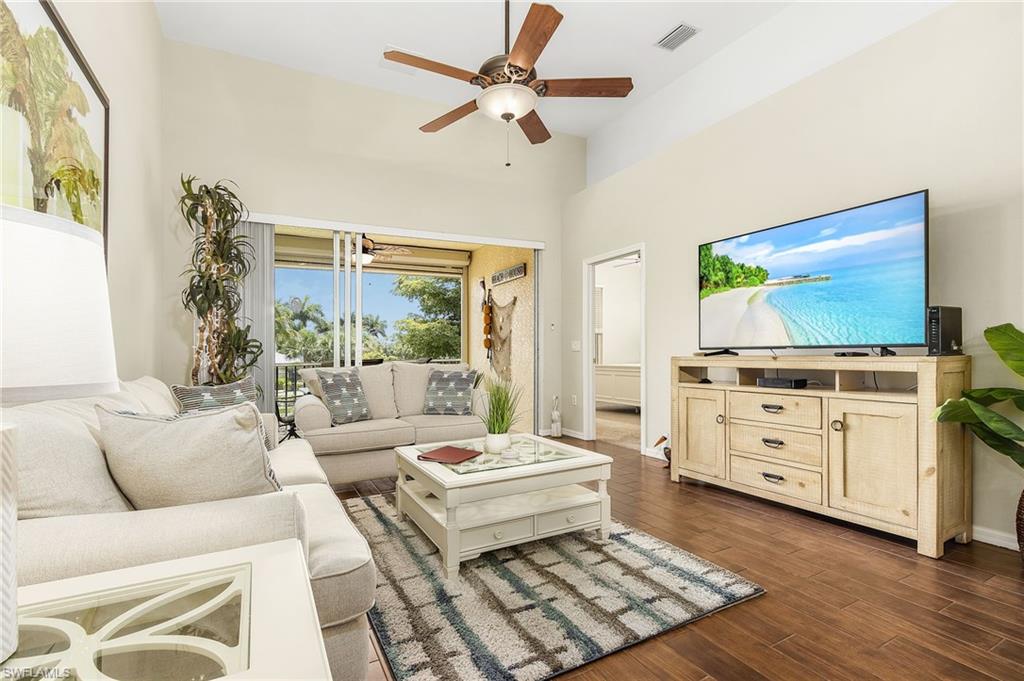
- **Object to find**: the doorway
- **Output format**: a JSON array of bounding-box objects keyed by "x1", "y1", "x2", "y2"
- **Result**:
[{"x1": 582, "y1": 245, "x2": 645, "y2": 453}]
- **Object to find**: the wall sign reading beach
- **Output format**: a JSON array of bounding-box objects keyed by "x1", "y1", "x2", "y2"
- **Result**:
[
  {"x1": 0, "y1": 0, "x2": 109, "y2": 244},
  {"x1": 699, "y1": 191, "x2": 928, "y2": 349}
]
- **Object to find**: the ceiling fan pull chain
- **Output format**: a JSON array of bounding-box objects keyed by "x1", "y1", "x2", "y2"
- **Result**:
[{"x1": 505, "y1": 122, "x2": 511, "y2": 168}]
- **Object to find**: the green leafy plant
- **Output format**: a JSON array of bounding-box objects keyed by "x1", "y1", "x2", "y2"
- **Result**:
[
  {"x1": 482, "y1": 376, "x2": 523, "y2": 435},
  {"x1": 935, "y1": 324, "x2": 1024, "y2": 468},
  {"x1": 178, "y1": 175, "x2": 262, "y2": 386}
]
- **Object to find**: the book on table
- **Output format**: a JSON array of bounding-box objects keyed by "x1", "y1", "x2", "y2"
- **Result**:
[{"x1": 417, "y1": 446, "x2": 481, "y2": 465}]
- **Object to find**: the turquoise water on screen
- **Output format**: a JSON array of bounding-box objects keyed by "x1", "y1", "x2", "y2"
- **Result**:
[{"x1": 765, "y1": 258, "x2": 925, "y2": 346}]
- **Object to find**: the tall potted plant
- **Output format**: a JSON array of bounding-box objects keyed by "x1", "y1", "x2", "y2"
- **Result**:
[
  {"x1": 178, "y1": 175, "x2": 262, "y2": 386},
  {"x1": 482, "y1": 376, "x2": 522, "y2": 455},
  {"x1": 935, "y1": 323, "x2": 1024, "y2": 559}
]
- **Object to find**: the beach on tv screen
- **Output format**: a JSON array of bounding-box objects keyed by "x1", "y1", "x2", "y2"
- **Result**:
[{"x1": 699, "y1": 193, "x2": 927, "y2": 349}]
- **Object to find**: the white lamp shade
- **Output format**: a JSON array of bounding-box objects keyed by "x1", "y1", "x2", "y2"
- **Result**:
[
  {"x1": 1, "y1": 206, "x2": 118, "y2": 404},
  {"x1": 475, "y1": 84, "x2": 538, "y2": 121}
]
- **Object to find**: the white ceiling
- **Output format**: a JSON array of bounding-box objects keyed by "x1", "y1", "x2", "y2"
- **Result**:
[{"x1": 154, "y1": 1, "x2": 788, "y2": 138}]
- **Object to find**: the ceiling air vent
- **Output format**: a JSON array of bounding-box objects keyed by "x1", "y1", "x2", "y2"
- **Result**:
[{"x1": 656, "y1": 22, "x2": 700, "y2": 51}]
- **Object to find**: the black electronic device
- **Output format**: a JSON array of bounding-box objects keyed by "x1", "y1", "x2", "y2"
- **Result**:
[
  {"x1": 834, "y1": 351, "x2": 869, "y2": 357},
  {"x1": 756, "y1": 377, "x2": 808, "y2": 389},
  {"x1": 927, "y1": 306, "x2": 963, "y2": 355}
]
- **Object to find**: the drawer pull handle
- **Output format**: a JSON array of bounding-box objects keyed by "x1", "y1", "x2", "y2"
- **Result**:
[
  {"x1": 761, "y1": 472, "x2": 785, "y2": 484},
  {"x1": 762, "y1": 438, "x2": 785, "y2": 449},
  {"x1": 715, "y1": 414, "x2": 725, "y2": 424},
  {"x1": 761, "y1": 403, "x2": 784, "y2": 414},
  {"x1": 494, "y1": 530, "x2": 504, "y2": 540},
  {"x1": 566, "y1": 514, "x2": 576, "y2": 523},
  {"x1": 831, "y1": 419, "x2": 844, "y2": 432}
]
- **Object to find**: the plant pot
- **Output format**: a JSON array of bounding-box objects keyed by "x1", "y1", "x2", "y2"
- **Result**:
[
  {"x1": 485, "y1": 432, "x2": 512, "y2": 455},
  {"x1": 1017, "y1": 488, "x2": 1024, "y2": 562}
]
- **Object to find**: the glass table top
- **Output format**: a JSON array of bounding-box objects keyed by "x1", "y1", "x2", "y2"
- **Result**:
[
  {"x1": 415, "y1": 435, "x2": 584, "y2": 474},
  {"x1": 2, "y1": 564, "x2": 251, "y2": 681}
]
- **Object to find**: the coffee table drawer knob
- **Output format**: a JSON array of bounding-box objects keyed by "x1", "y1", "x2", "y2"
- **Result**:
[
  {"x1": 566, "y1": 514, "x2": 576, "y2": 524},
  {"x1": 493, "y1": 530, "x2": 504, "y2": 540}
]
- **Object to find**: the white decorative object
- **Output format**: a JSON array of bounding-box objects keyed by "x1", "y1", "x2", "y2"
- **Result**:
[
  {"x1": 1, "y1": 206, "x2": 118, "y2": 404},
  {"x1": 1, "y1": 426, "x2": 16, "y2": 663},
  {"x1": 0, "y1": 539, "x2": 329, "y2": 678},
  {"x1": 485, "y1": 432, "x2": 512, "y2": 454},
  {"x1": 395, "y1": 434, "x2": 613, "y2": 580}
]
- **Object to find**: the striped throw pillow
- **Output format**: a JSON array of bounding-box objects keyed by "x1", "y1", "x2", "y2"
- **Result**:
[
  {"x1": 316, "y1": 368, "x2": 372, "y2": 425},
  {"x1": 171, "y1": 376, "x2": 258, "y2": 412},
  {"x1": 423, "y1": 369, "x2": 477, "y2": 416}
]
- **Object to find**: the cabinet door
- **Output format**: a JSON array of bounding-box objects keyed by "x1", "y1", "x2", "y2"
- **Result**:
[
  {"x1": 828, "y1": 399, "x2": 917, "y2": 527},
  {"x1": 677, "y1": 388, "x2": 726, "y2": 479}
]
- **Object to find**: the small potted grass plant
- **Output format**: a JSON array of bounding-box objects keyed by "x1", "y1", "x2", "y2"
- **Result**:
[
  {"x1": 935, "y1": 323, "x2": 1024, "y2": 560},
  {"x1": 482, "y1": 376, "x2": 522, "y2": 455}
]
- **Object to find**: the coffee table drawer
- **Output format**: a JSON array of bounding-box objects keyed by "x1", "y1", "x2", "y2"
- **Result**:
[
  {"x1": 730, "y1": 455, "x2": 822, "y2": 504},
  {"x1": 536, "y1": 503, "x2": 602, "y2": 535},
  {"x1": 729, "y1": 391, "x2": 822, "y2": 429},
  {"x1": 462, "y1": 517, "x2": 534, "y2": 552}
]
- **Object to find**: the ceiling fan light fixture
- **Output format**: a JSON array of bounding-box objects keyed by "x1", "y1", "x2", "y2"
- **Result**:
[{"x1": 475, "y1": 83, "x2": 538, "y2": 122}]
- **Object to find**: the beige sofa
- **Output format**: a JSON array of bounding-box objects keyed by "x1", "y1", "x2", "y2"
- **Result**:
[
  {"x1": 8, "y1": 377, "x2": 375, "y2": 681},
  {"x1": 295, "y1": 362, "x2": 487, "y2": 486}
]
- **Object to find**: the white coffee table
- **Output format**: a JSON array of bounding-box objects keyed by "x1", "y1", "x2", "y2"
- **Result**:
[
  {"x1": 395, "y1": 434, "x2": 612, "y2": 579},
  {"x1": 1, "y1": 539, "x2": 330, "y2": 680}
]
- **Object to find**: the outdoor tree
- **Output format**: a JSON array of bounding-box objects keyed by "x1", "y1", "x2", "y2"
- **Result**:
[{"x1": 391, "y1": 275, "x2": 461, "y2": 359}]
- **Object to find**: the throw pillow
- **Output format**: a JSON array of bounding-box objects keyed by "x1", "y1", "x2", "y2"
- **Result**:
[
  {"x1": 170, "y1": 376, "x2": 258, "y2": 412},
  {"x1": 423, "y1": 369, "x2": 478, "y2": 416},
  {"x1": 316, "y1": 368, "x2": 372, "y2": 425},
  {"x1": 96, "y1": 403, "x2": 281, "y2": 510}
]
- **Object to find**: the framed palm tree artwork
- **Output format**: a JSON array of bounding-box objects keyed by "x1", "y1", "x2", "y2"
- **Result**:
[{"x1": 0, "y1": 0, "x2": 109, "y2": 249}]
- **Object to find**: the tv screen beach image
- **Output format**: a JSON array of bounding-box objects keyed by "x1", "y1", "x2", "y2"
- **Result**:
[{"x1": 699, "y1": 192, "x2": 927, "y2": 349}]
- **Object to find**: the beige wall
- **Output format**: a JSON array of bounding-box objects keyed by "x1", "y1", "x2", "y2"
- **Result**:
[
  {"x1": 55, "y1": 1, "x2": 163, "y2": 380},
  {"x1": 468, "y1": 247, "x2": 535, "y2": 432},
  {"x1": 561, "y1": 2, "x2": 1023, "y2": 542},
  {"x1": 159, "y1": 41, "x2": 586, "y2": 430}
]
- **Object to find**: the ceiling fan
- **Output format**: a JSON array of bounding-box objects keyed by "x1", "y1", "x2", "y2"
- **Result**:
[
  {"x1": 383, "y1": 0, "x2": 633, "y2": 145},
  {"x1": 360, "y1": 237, "x2": 412, "y2": 264}
]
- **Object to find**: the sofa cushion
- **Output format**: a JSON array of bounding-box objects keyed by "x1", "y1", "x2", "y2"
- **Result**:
[
  {"x1": 170, "y1": 376, "x2": 258, "y2": 412},
  {"x1": 269, "y1": 439, "x2": 329, "y2": 486},
  {"x1": 357, "y1": 363, "x2": 398, "y2": 420},
  {"x1": 285, "y1": 483, "x2": 376, "y2": 626},
  {"x1": 393, "y1": 362, "x2": 468, "y2": 417},
  {"x1": 96, "y1": 403, "x2": 280, "y2": 510},
  {"x1": 303, "y1": 418, "x2": 414, "y2": 456},
  {"x1": 423, "y1": 369, "x2": 478, "y2": 416},
  {"x1": 317, "y1": 369, "x2": 371, "y2": 425},
  {"x1": 119, "y1": 377, "x2": 177, "y2": 413},
  {"x1": 402, "y1": 414, "x2": 487, "y2": 444},
  {"x1": 7, "y1": 407, "x2": 135, "y2": 520}
]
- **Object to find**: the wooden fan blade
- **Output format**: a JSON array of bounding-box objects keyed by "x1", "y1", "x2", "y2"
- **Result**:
[
  {"x1": 420, "y1": 100, "x2": 478, "y2": 133},
  {"x1": 534, "y1": 77, "x2": 634, "y2": 97},
  {"x1": 384, "y1": 50, "x2": 486, "y2": 84},
  {"x1": 507, "y1": 4, "x2": 563, "y2": 73},
  {"x1": 517, "y1": 110, "x2": 551, "y2": 145}
]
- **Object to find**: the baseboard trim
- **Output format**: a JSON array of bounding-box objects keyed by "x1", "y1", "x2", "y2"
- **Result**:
[
  {"x1": 644, "y1": 447, "x2": 667, "y2": 461},
  {"x1": 538, "y1": 428, "x2": 551, "y2": 436},
  {"x1": 972, "y1": 525, "x2": 1018, "y2": 551},
  {"x1": 562, "y1": 428, "x2": 585, "y2": 439}
]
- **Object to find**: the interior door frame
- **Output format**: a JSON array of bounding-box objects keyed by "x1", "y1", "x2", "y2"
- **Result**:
[{"x1": 581, "y1": 243, "x2": 646, "y2": 452}]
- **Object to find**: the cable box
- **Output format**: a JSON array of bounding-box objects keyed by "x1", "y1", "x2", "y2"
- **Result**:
[{"x1": 756, "y1": 377, "x2": 808, "y2": 389}]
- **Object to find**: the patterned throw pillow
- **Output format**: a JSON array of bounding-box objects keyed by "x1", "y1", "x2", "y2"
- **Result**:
[
  {"x1": 171, "y1": 376, "x2": 258, "y2": 412},
  {"x1": 423, "y1": 369, "x2": 478, "y2": 416},
  {"x1": 316, "y1": 368, "x2": 372, "y2": 425}
]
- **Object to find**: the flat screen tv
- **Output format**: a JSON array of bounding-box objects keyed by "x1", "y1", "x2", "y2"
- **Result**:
[{"x1": 699, "y1": 190, "x2": 928, "y2": 350}]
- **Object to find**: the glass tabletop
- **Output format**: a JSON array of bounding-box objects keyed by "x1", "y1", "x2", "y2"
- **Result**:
[
  {"x1": 415, "y1": 435, "x2": 584, "y2": 474},
  {"x1": 2, "y1": 564, "x2": 251, "y2": 681}
]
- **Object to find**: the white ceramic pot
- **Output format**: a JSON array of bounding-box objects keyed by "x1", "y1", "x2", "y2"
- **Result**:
[{"x1": 485, "y1": 432, "x2": 512, "y2": 454}]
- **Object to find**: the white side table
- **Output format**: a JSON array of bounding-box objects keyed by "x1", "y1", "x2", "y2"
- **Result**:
[{"x1": 1, "y1": 539, "x2": 330, "y2": 680}]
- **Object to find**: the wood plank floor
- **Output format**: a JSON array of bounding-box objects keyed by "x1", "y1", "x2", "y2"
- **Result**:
[{"x1": 339, "y1": 437, "x2": 1024, "y2": 681}]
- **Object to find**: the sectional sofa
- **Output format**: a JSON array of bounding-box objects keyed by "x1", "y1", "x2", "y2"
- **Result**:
[
  {"x1": 294, "y1": 361, "x2": 487, "y2": 486},
  {"x1": 9, "y1": 377, "x2": 374, "y2": 681}
]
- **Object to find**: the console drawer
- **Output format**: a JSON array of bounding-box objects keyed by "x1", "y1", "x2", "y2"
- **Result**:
[
  {"x1": 729, "y1": 391, "x2": 822, "y2": 429},
  {"x1": 730, "y1": 422, "x2": 822, "y2": 467},
  {"x1": 536, "y1": 503, "x2": 602, "y2": 535},
  {"x1": 730, "y1": 455, "x2": 822, "y2": 504},
  {"x1": 461, "y1": 517, "x2": 534, "y2": 553}
]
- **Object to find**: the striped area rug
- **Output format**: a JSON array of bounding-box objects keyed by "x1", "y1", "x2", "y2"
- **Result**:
[{"x1": 343, "y1": 494, "x2": 764, "y2": 681}]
